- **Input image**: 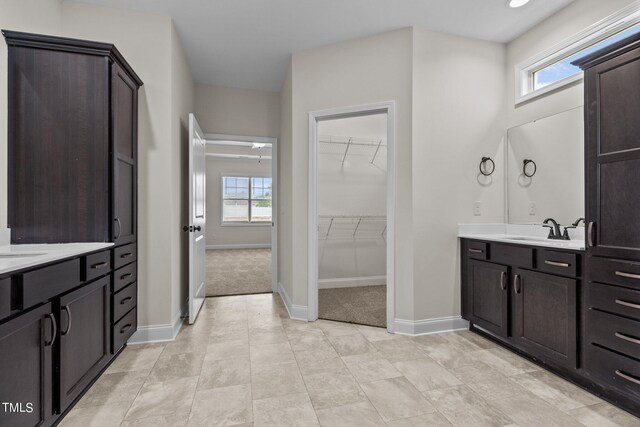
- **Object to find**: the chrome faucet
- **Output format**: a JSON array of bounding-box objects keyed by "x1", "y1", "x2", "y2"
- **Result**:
[{"x1": 543, "y1": 218, "x2": 563, "y2": 240}]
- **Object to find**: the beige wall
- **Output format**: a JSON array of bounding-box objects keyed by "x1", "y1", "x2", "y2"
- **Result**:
[
  {"x1": 278, "y1": 62, "x2": 294, "y2": 299},
  {"x1": 205, "y1": 158, "x2": 272, "y2": 246},
  {"x1": 507, "y1": 0, "x2": 634, "y2": 128},
  {"x1": 285, "y1": 28, "x2": 414, "y2": 316},
  {"x1": 0, "y1": 0, "x2": 194, "y2": 332},
  {"x1": 195, "y1": 83, "x2": 280, "y2": 137},
  {"x1": 412, "y1": 28, "x2": 506, "y2": 321}
]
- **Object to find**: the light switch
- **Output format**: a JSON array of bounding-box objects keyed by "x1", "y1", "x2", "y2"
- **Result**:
[
  {"x1": 528, "y1": 201, "x2": 536, "y2": 215},
  {"x1": 473, "y1": 201, "x2": 482, "y2": 216}
]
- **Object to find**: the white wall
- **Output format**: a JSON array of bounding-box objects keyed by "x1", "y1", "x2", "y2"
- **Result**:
[
  {"x1": 506, "y1": 0, "x2": 635, "y2": 128},
  {"x1": 205, "y1": 158, "x2": 272, "y2": 247},
  {"x1": 283, "y1": 28, "x2": 414, "y2": 319},
  {"x1": 195, "y1": 83, "x2": 280, "y2": 138},
  {"x1": 412, "y1": 28, "x2": 506, "y2": 321},
  {"x1": 0, "y1": 0, "x2": 195, "y2": 336}
]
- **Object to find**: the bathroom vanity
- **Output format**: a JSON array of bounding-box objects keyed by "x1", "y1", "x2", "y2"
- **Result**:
[
  {"x1": 461, "y1": 31, "x2": 640, "y2": 417},
  {"x1": 0, "y1": 31, "x2": 142, "y2": 426}
]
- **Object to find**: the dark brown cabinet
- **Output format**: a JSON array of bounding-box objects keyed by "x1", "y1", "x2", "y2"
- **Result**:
[
  {"x1": 574, "y1": 33, "x2": 640, "y2": 416},
  {"x1": 512, "y1": 268, "x2": 577, "y2": 369},
  {"x1": 467, "y1": 260, "x2": 509, "y2": 338},
  {"x1": 4, "y1": 30, "x2": 141, "y2": 248},
  {"x1": 58, "y1": 277, "x2": 110, "y2": 413},
  {"x1": 0, "y1": 303, "x2": 55, "y2": 427},
  {"x1": 461, "y1": 239, "x2": 580, "y2": 373}
]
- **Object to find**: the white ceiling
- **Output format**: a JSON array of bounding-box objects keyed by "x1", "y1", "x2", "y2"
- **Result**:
[{"x1": 73, "y1": 0, "x2": 575, "y2": 91}]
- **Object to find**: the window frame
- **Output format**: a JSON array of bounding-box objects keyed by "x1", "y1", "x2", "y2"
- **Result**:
[
  {"x1": 515, "y1": 3, "x2": 640, "y2": 105},
  {"x1": 221, "y1": 174, "x2": 272, "y2": 226}
]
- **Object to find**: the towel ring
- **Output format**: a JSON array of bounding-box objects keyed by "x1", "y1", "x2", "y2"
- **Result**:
[
  {"x1": 523, "y1": 159, "x2": 537, "y2": 177},
  {"x1": 479, "y1": 157, "x2": 495, "y2": 176}
]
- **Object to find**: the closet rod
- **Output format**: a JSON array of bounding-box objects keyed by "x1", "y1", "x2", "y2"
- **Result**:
[{"x1": 319, "y1": 137, "x2": 387, "y2": 148}]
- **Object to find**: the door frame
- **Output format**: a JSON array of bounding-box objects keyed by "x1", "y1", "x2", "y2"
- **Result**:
[
  {"x1": 204, "y1": 133, "x2": 279, "y2": 293},
  {"x1": 308, "y1": 101, "x2": 396, "y2": 332}
]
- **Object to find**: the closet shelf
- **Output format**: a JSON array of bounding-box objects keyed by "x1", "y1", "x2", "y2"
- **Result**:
[
  {"x1": 318, "y1": 215, "x2": 386, "y2": 239},
  {"x1": 319, "y1": 135, "x2": 387, "y2": 164}
]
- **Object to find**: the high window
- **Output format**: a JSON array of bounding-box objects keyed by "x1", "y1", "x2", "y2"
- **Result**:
[{"x1": 516, "y1": 5, "x2": 640, "y2": 104}]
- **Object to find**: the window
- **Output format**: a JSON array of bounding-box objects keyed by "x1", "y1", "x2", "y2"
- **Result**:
[
  {"x1": 222, "y1": 176, "x2": 272, "y2": 224},
  {"x1": 516, "y1": 4, "x2": 640, "y2": 104}
]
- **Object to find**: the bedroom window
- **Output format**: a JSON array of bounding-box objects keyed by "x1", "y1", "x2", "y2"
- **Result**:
[
  {"x1": 222, "y1": 176, "x2": 272, "y2": 224},
  {"x1": 515, "y1": 4, "x2": 640, "y2": 104}
]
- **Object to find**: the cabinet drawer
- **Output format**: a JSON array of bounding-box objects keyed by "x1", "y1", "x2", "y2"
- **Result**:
[
  {"x1": 589, "y1": 256, "x2": 640, "y2": 290},
  {"x1": 114, "y1": 243, "x2": 136, "y2": 270},
  {"x1": 0, "y1": 278, "x2": 13, "y2": 320},
  {"x1": 21, "y1": 259, "x2": 81, "y2": 309},
  {"x1": 491, "y1": 243, "x2": 533, "y2": 269},
  {"x1": 112, "y1": 306, "x2": 136, "y2": 353},
  {"x1": 585, "y1": 344, "x2": 640, "y2": 402},
  {"x1": 588, "y1": 282, "x2": 640, "y2": 321},
  {"x1": 588, "y1": 309, "x2": 640, "y2": 360},
  {"x1": 467, "y1": 241, "x2": 488, "y2": 260},
  {"x1": 537, "y1": 250, "x2": 578, "y2": 277},
  {"x1": 113, "y1": 262, "x2": 137, "y2": 293},
  {"x1": 84, "y1": 250, "x2": 112, "y2": 282},
  {"x1": 113, "y1": 282, "x2": 137, "y2": 323}
]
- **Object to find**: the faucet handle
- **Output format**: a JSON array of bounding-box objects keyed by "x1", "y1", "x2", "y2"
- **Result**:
[
  {"x1": 562, "y1": 225, "x2": 576, "y2": 240},
  {"x1": 543, "y1": 224, "x2": 556, "y2": 238}
]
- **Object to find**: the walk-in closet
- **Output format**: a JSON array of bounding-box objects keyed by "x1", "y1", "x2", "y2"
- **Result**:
[{"x1": 317, "y1": 114, "x2": 388, "y2": 327}]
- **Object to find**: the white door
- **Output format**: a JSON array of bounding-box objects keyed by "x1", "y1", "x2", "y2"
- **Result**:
[{"x1": 188, "y1": 113, "x2": 206, "y2": 324}]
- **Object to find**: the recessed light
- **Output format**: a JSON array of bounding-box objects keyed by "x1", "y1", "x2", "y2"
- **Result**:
[{"x1": 507, "y1": 0, "x2": 530, "y2": 8}]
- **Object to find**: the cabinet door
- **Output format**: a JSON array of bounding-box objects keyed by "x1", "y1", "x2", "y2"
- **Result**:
[
  {"x1": 0, "y1": 303, "x2": 55, "y2": 427},
  {"x1": 513, "y1": 269, "x2": 577, "y2": 368},
  {"x1": 111, "y1": 63, "x2": 138, "y2": 245},
  {"x1": 585, "y1": 47, "x2": 640, "y2": 261},
  {"x1": 58, "y1": 277, "x2": 110, "y2": 412},
  {"x1": 468, "y1": 260, "x2": 509, "y2": 337}
]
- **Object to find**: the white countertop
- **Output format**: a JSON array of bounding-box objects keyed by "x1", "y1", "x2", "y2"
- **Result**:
[
  {"x1": 0, "y1": 243, "x2": 114, "y2": 275},
  {"x1": 458, "y1": 223, "x2": 585, "y2": 251}
]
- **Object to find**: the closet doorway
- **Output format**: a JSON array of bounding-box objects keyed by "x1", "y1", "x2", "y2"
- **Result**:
[
  {"x1": 308, "y1": 102, "x2": 395, "y2": 331},
  {"x1": 204, "y1": 134, "x2": 278, "y2": 296}
]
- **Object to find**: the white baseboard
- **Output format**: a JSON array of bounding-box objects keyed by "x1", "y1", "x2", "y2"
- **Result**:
[
  {"x1": 128, "y1": 308, "x2": 186, "y2": 344},
  {"x1": 394, "y1": 316, "x2": 469, "y2": 336},
  {"x1": 206, "y1": 243, "x2": 271, "y2": 250},
  {"x1": 318, "y1": 275, "x2": 386, "y2": 289},
  {"x1": 277, "y1": 282, "x2": 308, "y2": 321}
]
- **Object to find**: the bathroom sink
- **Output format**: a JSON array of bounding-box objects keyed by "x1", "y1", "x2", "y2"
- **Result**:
[
  {"x1": 0, "y1": 252, "x2": 46, "y2": 259},
  {"x1": 505, "y1": 236, "x2": 549, "y2": 242}
]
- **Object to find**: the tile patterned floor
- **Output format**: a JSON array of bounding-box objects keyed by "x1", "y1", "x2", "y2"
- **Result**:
[
  {"x1": 206, "y1": 249, "x2": 272, "y2": 296},
  {"x1": 60, "y1": 294, "x2": 640, "y2": 427}
]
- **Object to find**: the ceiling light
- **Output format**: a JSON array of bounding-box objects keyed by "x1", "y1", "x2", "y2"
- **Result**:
[{"x1": 507, "y1": 0, "x2": 530, "y2": 8}]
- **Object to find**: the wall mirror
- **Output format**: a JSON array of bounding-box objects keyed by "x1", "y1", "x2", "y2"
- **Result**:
[{"x1": 507, "y1": 106, "x2": 584, "y2": 226}]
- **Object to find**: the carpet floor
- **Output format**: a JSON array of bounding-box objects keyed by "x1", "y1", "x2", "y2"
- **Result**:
[
  {"x1": 206, "y1": 248, "x2": 272, "y2": 296},
  {"x1": 318, "y1": 285, "x2": 386, "y2": 328}
]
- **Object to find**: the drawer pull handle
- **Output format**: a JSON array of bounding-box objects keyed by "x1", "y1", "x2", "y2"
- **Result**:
[
  {"x1": 544, "y1": 260, "x2": 570, "y2": 268},
  {"x1": 91, "y1": 261, "x2": 109, "y2": 269},
  {"x1": 120, "y1": 296, "x2": 133, "y2": 305},
  {"x1": 120, "y1": 253, "x2": 133, "y2": 259},
  {"x1": 61, "y1": 305, "x2": 72, "y2": 336},
  {"x1": 120, "y1": 324, "x2": 133, "y2": 334},
  {"x1": 615, "y1": 271, "x2": 640, "y2": 280},
  {"x1": 500, "y1": 271, "x2": 507, "y2": 291},
  {"x1": 120, "y1": 273, "x2": 133, "y2": 280},
  {"x1": 615, "y1": 370, "x2": 640, "y2": 386},
  {"x1": 615, "y1": 299, "x2": 640, "y2": 310},
  {"x1": 44, "y1": 313, "x2": 57, "y2": 347},
  {"x1": 615, "y1": 332, "x2": 640, "y2": 346},
  {"x1": 468, "y1": 248, "x2": 484, "y2": 254}
]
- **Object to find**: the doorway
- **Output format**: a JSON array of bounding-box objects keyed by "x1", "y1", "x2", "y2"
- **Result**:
[
  {"x1": 308, "y1": 102, "x2": 395, "y2": 332},
  {"x1": 204, "y1": 134, "x2": 278, "y2": 296}
]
